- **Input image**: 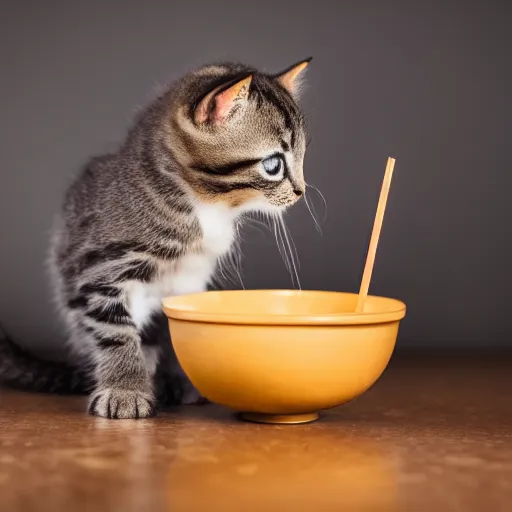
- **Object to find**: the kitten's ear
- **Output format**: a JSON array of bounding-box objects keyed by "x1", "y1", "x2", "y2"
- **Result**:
[
  {"x1": 275, "y1": 58, "x2": 312, "y2": 98},
  {"x1": 194, "y1": 74, "x2": 253, "y2": 125}
]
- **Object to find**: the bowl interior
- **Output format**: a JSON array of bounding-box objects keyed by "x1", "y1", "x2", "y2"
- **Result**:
[{"x1": 162, "y1": 290, "x2": 405, "y2": 325}]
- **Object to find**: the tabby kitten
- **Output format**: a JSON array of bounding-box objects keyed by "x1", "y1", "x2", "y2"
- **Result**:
[{"x1": 0, "y1": 59, "x2": 312, "y2": 419}]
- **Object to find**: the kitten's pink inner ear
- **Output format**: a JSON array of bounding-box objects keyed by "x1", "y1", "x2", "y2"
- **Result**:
[
  {"x1": 213, "y1": 75, "x2": 252, "y2": 123},
  {"x1": 194, "y1": 86, "x2": 221, "y2": 125},
  {"x1": 277, "y1": 59, "x2": 311, "y2": 96},
  {"x1": 195, "y1": 75, "x2": 253, "y2": 125}
]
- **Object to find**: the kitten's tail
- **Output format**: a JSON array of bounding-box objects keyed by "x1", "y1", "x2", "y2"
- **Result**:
[{"x1": 0, "y1": 325, "x2": 86, "y2": 394}]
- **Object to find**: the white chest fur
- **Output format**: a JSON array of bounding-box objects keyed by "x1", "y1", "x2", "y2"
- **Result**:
[
  {"x1": 127, "y1": 202, "x2": 236, "y2": 329},
  {"x1": 194, "y1": 202, "x2": 236, "y2": 256}
]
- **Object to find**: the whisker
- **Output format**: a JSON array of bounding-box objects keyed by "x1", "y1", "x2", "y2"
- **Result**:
[
  {"x1": 245, "y1": 217, "x2": 272, "y2": 239},
  {"x1": 271, "y1": 213, "x2": 290, "y2": 275},
  {"x1": 214, "y1": 230, "x2": 245, "y2": 290},
  {"x1": 215, "y1": 258, "x2": 230, "y2": 287},
  {"x1": 277, "y1": 214, "x2": 301, "y2": 289},
  {"x1": 304, "y1": 191, "x2": 322, "y2": 235},
  {"x1": 245, "y1": 209, "x2": 301, "y2": 290},
  {"x1": 280, "y1": 213, "x2": 300, "y2": 271},
  {"x1": 305, "y1": 182, "x2": 328, "y2": 222},
  {"x1": 233, "y1": 239, "x2": 245, "y2": 289}
]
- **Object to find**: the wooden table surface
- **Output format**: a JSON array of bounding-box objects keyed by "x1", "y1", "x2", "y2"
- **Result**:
[{"x1": 0, "y1": 352, "x2": 511, "y2": 512}]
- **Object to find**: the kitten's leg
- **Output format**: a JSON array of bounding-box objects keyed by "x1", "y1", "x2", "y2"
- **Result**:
[
  {"x1": 141, "y1": 312, "x2": 206, "y2": 407},
  {"x1": 78, "y1": 292, "x2": 156, "y2": 419},
  {"x1": 142, "y1": 345, "x2": 160, "y2": 378}
]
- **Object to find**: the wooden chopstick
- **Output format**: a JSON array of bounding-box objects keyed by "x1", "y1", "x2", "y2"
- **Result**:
[{"x1": 356, "y1": 157, "x2": 396, "y2": 312}]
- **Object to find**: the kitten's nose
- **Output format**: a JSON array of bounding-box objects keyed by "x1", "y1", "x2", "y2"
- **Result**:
[{"x1": 293, "y1": 188, "x2": 304, "y2": 197}]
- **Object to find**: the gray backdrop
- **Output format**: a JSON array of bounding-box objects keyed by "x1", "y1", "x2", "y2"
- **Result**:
[{"x1": 1, "y1": 0, "x2": 510, "y2": 351}]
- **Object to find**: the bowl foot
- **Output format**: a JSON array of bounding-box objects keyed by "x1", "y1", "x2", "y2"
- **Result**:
[{"x1": 239, "y1": 412, "x2": 319, "y2": 425}]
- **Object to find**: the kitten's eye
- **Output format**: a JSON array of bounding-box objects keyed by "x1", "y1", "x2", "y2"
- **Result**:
[{"x1": 261, "y1": 156, "x2": 284, "y2": 180}]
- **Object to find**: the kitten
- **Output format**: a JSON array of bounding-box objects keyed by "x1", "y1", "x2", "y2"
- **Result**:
[{"x1": 0, "y1": 59, "x2": 312, "y2": 419}]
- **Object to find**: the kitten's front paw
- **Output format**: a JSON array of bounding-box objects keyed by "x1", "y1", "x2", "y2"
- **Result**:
[{"x1": 88, "y1": 388, "x2": 156, "y2": 419}]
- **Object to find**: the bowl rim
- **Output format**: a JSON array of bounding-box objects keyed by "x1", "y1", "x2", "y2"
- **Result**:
[{"x1": 162, "y1": 289, "x2": 406, "y2": 326}]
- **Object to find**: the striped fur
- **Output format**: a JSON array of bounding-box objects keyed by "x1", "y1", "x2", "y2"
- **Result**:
[{"x1": 0, "y1": 60, "x2": 312, "y2": 419}]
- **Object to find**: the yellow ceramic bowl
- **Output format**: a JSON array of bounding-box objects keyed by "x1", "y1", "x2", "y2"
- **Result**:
[{"x1": 162, "y1": 290, "x2": 406, "y2": 424}]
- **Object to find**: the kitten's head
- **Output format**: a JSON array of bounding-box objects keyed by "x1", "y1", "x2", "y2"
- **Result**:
[{"x1": 166, "y1": 59, "x2": 312, "y2": 214}]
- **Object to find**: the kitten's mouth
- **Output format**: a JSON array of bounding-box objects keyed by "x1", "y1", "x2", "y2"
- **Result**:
[{"x1": 281, "y1": 194, "x2": 304, "y2": 208}]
